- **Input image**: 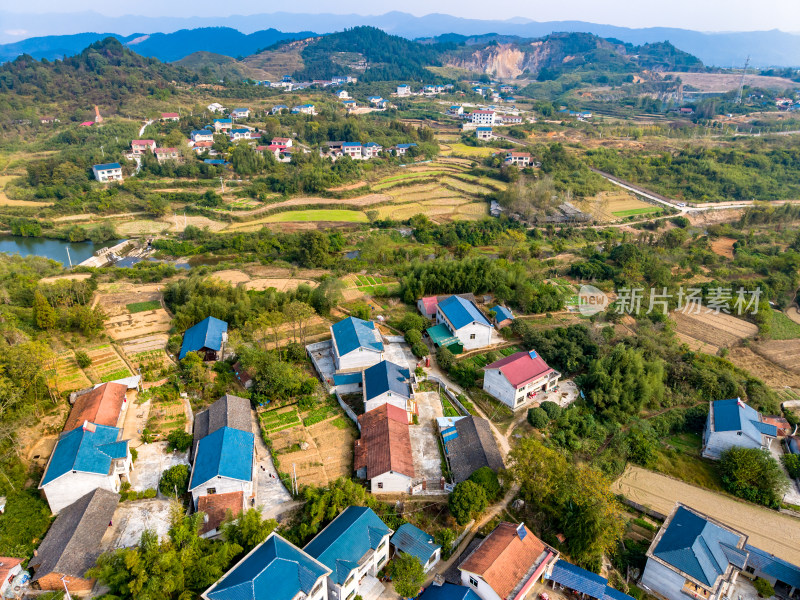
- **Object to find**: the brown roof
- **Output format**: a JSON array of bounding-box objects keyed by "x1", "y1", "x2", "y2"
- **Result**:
[
  {"x1": 356, "y1": 404, "x2": 414, "y2": 479},
  {"x1": 459, "y1": 522, "x2": 550, "y2": 599},
  {"x1": 29, "y1": 488, "x2": 119, "y2": 583},
  {"x1": 64, "y1": 383, "x2": 127, "y2": 432},
  {"x1": 198, "y1": 491, "x2": 244, "y2": 535},
  {"x1": 445, "y1": 416, "x2": 505, "y2": 483},
  {"x1": 0, "y1": 556, "x2": 22, "y2": 585}
]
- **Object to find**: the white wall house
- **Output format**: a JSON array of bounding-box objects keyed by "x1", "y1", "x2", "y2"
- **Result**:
[
  {"x1": 436, "y1": 295, "x2": 494, "y2": 351},
  {"x1": 701, "y1": 398, "x2": 778, "y2": 460},
  {"x1": 39, "y1": 422, "x2": 132, "y2": 514},
  {"x1": 304, "y1": 506, "x2": 393, "y2": 600},
  {"x1": 92, "y1": 163, "x2": 123, "y2": 182},
  {"x1": 331, "y1": 316, "x2": 385, "y2": 372},
  {"x1": 189, "y1": 426, "x2": 255, "y2": 509},
  {"x1": 355, "y1": 404, "x2": 414, "y2": 495},
  {"x1": 397, "y1": 84, "x2": 411, "y2": 96},
  {"x1": 470, "y1": 110, "x2": 496, "y2": 125},
  {"x1": 483, "y1": 350, "x2": 560, "y2": 410},
  {"x1": 362, "y1": 360, "x2": 413, "y2": 414},
  {"x1": 476, "y1": 127, "x2": 493, "y2": 140}
]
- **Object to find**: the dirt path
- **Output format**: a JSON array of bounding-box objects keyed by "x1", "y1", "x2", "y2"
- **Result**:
[{"x1": 787, "y1": 305, "x2": 800, "y2": 326}]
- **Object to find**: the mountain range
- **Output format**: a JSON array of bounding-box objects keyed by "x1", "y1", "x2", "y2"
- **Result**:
[{"x1": 2, "y1": 10, "x2": 800, "y2": 67}]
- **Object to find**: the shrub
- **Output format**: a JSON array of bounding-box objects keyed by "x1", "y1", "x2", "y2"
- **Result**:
[
  {"x1": 285, "y1": 342, "x2": 306, "y2": 362},
  {"x1": 753, "y1": 578, "x2": 775, "y2": 598},
  {"x1": 469, "y1": 466, "x2": 501, "y2": 501},
  {"x1": 300, "y1": 378, "x2": 318, "y2": 395},
  {"x1": 159, "y1": 464, "x2": 190, "y2": 497},
  {"x1": 397, "y1": 313, "x2": 427, "y2": 333},
  {"x1": 167, "y1": 334, "x2": 182, "y2": 356},
  {"x1": 166, "y1": 429, "x2": 193, "y2": 453},
  {"x1": 782, "y1": 453, "x2": 800, "y2": 479},
  {"x1": 130, "y1": 448, "x2": 138, "y2": 463},
  {"x1": 405, "y1": 329, "x2": 422, "y2": 345},
  {"x1": 75, "y1": 350, "x2": 92, "y2": 368},
  {"x1": 539, "y1": 400, "x2": 562, "y2": 420},
  {"x1": 390, "y1": 553, "x2": 425, "y2": 598},
  {"x1": 436, "y1": 346, "x2": 455, "y2": 370},
  {"x1": 143, "y1": 488, "x2": 157, "y2": 499},
  {"x1": 719, "y1": 447, "x2": 788, "y2": 508},
  {"x1": 449, "y1": 480, "x2": 488, "y2": 525},
  {"x1": 528, "y1": 407, "x2": 549, "y2": 429},
  {"x1": 411, "y1": 341, "x2": 429, "y2": 358}
]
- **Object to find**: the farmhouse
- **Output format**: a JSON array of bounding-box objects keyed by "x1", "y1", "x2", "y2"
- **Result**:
[
  {"x1": 476, "y1": 127, "x2": 493, "y2": 140},
  {"x1": 154, "y1": 147, "x2": 180, "y2": 162},
  {"x1": 272, "y1": 137, "x2": 292, "y2": 147},
  {"x1": 448, "y1": 105, "x2": 464, "y2": 116},
  {"x1": 0, "y1": 557, "x2": 23, "y2": 598},
  {"x1": 499, "y1": 115, "x2": 523, "y2": 125},
  {"x1": 342, "y1": 142, "x2": 363, "y2": 158},
  {"x1": 354, "y1": 404, "x2": 414, "y2": 494},
  {"x1": 641, "y1": 504, "x2": 748, "y2": 600},
  {"x1": 198, "y1": 491, "x2": 245, "y2": 539},
  {"x1": 191, "y1": 394, "x2": 252, "y2": 459},
  {"x1": 230, "y1": 107, "x2": 250, "y2": 118},
  {"x1": 436, "y1": 295, "x2": 493, "y2": 351},
  {"x1": 397, "y1": 84, "x2": 411, "y2": 96},
  {"x1": 363, "y1": 360, "x2": 413, "y2": 414},
  {"x1": 483, "y1": 350, "x2": 560, "y2": 410},
  {"x1": 504, "y1": 152, "x2": 531, "y2": 167},
  {"x1": 544, "y1": 560, "x2": 637, "y2": 600},
  {"x1": 470, "y1": 110, "x2": 496, "y2": 125},
  {"x1": 232, "y1": 361, "x2": 253, "y2": 390},
  {"x1": 744, "y1": 544, "x2": 800, "y2": 599},
  {"x1": 418, "y1": 296, "x2": 439, "y2": 319},
  {"x1": 271, "y1": 105, "x2": 289, "y2": 114},
  {"x1": 458, "y1": 522, "x2": 559, "y2": 600},
  {"x1": 130, "y1": 139, "x2": 156, "y2": 154},
  {"x1": 39, "y1": 421, "x2": 132, "y2": 514},
  {"x1": 369, "y1": 96, "x2": 384, "y2": 105},
  {"x1": 292, "y1": 104, "x2": 316, "y2": 115},
  {"x1": 202, "y1": 532, "x2": 331, "y2": 600},
  {"x1": 362, "y1": 142, "x2": 383, "y2": 158},
  {"x1": 701, "y1": 398, "x2": 777, "y2": 460},
  {"x1": 229, "y1": 128, "x2": 250, "y2": 141},
  {"x1": 207, "y1": 103, "x2": 226, "y2": 113},
  {"x1": 490, "y1": 305, "x2": 514, "y2": 329},
  {"x1": 92, "y1": 162, "x2": 123, "y2": 182},
  {"x1": 65, "y1": 382, "x2": 128, "y2": 431},
  {"x1": 330, "y1": 316, "x2": 385, "y2": 372},
  {"x1": 179, "y1": 316, "x2": 229, "y2": 361},
  {"x1": 161, "y1": 112, "x2": 180, "y2": 121},
  {"x1": 304, "y1": 506, "x2": 393, "y2": 600},
  {"x1": 191, "y1": 130, "x2": 214, "y2": 143},
  {"x1": 40, "y1": 116, "x2": 59, "y2": 124},
  {"x1": 439, "y1": 416, "x2": 504, "y2": 483},
  {"x1": 213, "y1": 118, "x2": 233, "y2": 131},
  {"x1": 336, "y1": 90, "x2": 350, "y2": 99},
  {"x1": 28, "y1": 488, "x2": 119, "y2": 594},
  {"x1": 188, "y1": 426, "x2": 255, "y2": 509},
  {"x1": 395, "y1": 143, "x2": 417, "y2": 155},
  {"x1": 391, "y1": 523, "x2": 441, "y2": 572}
]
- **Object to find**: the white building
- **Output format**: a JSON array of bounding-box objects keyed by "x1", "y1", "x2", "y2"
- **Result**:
[
  {"x1": 355, "y1": 403, "x2": 414, "y2": 494},
  {"x1": 476, "y1": 127, "x2": 493, "y2": 140},
  {"x1": 701, "y1": 398, "x2": 778, "y2": 460},
  {"x1": 336, "y1": 90, "x2": 350, "y2": 99},
  {"x1": 470, "y1": 110, "x2": 496, "y2": 125},
  {"x1": 304, "y1": 506, "x2": 393, "y2": 600},
  {"x1": 230, "y1": 107, "x2": 250, "y2": 118},
  {"x1": 483, "y1": 350, "x2": 561, "y2": 410},
  {"x1": 92, "y1": 162, "x2": 123, "y2": 182},
  {"x1": 130, "y1": 139, "x2": 156, "y2": 155},
  {"x1": 436, "y1": 295, "x2": 494, "y2": 351},
  {"x1": 362, "y1": 360, "x2": 413, "y2": 414},
  {"x1": 397, "y1": 84, "x2": 411, "y2": 97},
  {"x1": 362, "y1": 142, "x2": 382, "y2": 159},
  {"x1": 330, "y1": 316, "x2": 385, "y2": 372},
  {"x1": 154, "y1": 148, "x2": 180, "y2": 162},
  {"x1": 188, "y1": 426, "x2": 255, "y2": 509},
  {"x1": 504, "y1": 152, "x2": 531, "y2": 167},
  {"x1": 207, "y1": 103, "x2": 226, "y2": 113}
]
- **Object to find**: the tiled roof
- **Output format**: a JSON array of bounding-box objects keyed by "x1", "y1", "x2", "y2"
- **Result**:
[
  {"x1": 179, "y1": 316, "x2": 228, "y2": 359},
  {"x1": 653, "y1": 505, "x2": 745, "y2": 587},
  {"x1": 205, "y1": 533, "x2": 330, "y2": 600},
  {"x1": 392, "y1": 523, "x2": 441, "y2": 564},
  {"x1": 355, "y1": 404, "x2": 414, "y2": 479},
  {"x1": 94, "y1": 162, "x2": 121, "y2": 170},
  {"x1": 132, "y1": 139, "x2": 155, "y2": 145},
  {"x1": 303, "y1": 506, "x2": 392, "y2": 585},
  {"x1": 364, "y1": 360, "x2": 411, "y2": 401},
  {"x1": 29, "y1": 488, "x2": 119, "y2": 582},
  {"x1": 443, "y1": 416, "x2": 504, "y2": 483},
  {"x1": 491, "y1": 305, "x2": 513, "y2": 322},
  {"x1": 64, "y1": 382, "x2": 127, "y2": 431},
  {"x1": 198, "y1": 491, "x2": 244, "y2": 535},
  {"x1": 484, "y1": 350, "x2": 554, "y2": 389},
  {"x1": 745, "y1": 544, "x2": 800, "y2": 589},
  {"x1": 189, "y1": 426, "x2": 254, "y2": 490},
  {"x1": 419, "y1": 583, "x2": 482, "y2": 600},
  {"x1": 420, "y1": 296, "x2": 438, "y2": 314},
  {"x1": 710, "y1": 398, "x2": 777, "y2": 442},
  {"x1": 459, "y1": 522, "x2": 549, "y2": 599},
  {"x1": 0, "y1": 557, "x2": 22, "y2": 586},
  {"x1": 41, "y1": 423, "x2": 128, "y2": 486},
  {"x1": 438, "y1": 295, "x2": 491, "y2": 330},
  {"x1": 331, "y1": 316, "x2": 383, "y2": 356}
]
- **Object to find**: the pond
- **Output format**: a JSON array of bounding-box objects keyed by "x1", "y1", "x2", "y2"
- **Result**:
[{"x1": 0, "y1": 236, "x2": 121, "y2": 267}]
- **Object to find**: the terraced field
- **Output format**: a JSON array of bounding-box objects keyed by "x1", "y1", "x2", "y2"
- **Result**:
[
  {"x1": 670, "y1": 309, "x2": 757, "y2": 352},
  {"x1": 49, "y1": 351, "x2": 92, "y2": 393},
  {"x1": 84, "y1": 344, "x2": 132, "y2": 383}
]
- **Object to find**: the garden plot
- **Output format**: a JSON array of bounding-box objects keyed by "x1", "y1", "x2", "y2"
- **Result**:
[
  {"x1": 726, "y1": 346, "x2": 800, "y2": 387},
  {"x1": 49, "y1": 350, "x2": 92, "y2": 394},
  {"x1": 121, "y1": 334, "x2": 173, "y2": 378},
  {"x1": 147, "y1": 397, "x2": 187, "y2": 436},
  {"x1": 753, "y1": 339, "x2": 800, "y2": 374},
  {"x1": 670, "y1": 309, "x2": 757, "y2": 352},
  {"x1": 578, "y1": 190, "x2": 657, "y2": 222},
  {"x1": 101, "y1": 302, "x2": 171, "y2": 342},
  {"x1": 84, "y1": 344, "x2": 132, "y2": 384},
  {"x1": 211, "y1": 269, "x2": 316, "y2": 292}
]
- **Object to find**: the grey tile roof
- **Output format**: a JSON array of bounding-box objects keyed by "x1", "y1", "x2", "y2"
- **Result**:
[
  {"x1": 192, "y1": 394, "x2": 252, "y2": 459},
  {"x1": 29, "y1": 488, "x2": 119, "y2": 582},
  {"x1": 444, "y1": 417, "x2": 504, "y2": 483}
]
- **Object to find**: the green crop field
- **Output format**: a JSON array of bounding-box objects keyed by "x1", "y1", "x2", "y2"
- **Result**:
[
  {"x1": 611, "y1": 207, "x2": 661, "y2": 217},
  {"x1": 262, "y1": 209, "x2": 369, "y2": 223},
  {"x1": 768, "y1": 311, "x2": 800, "y2": 340},
  {"x1": 127, "y1": 301, "x2": 161, "y2": 313}
]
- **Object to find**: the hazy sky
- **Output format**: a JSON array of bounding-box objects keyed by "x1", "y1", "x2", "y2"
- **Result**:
[{"x1": 5, "y1": 0, "x2": 800, "y2": 31}]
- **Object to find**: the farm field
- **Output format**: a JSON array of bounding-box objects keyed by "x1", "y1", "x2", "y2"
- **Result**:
[
  {"x1": 341, "y1": 273, "x2": 398, "y2": 296},
  {"x1": 95, "y1": 283, "x2": 172, "y2": 341},
  {"x1": 753, "y1": 339, "x2": 800, "y2": 374},
  {"x1": 49, "y1": 350, "x2": 92, "y2": 394},
  {"x1": 726, "y1": 346, "x2": 800, "y2": 387},
  {"x1": 147, "y1": 396, "x2": 187, "y2": 436},
  {"x1": 260, "y1": 209, "x2": 369, "y2": 223},
  {"x1": 766, "y1": 310, "x2": 800, "y2": 340},
  {"x1": 212, "y1": 269, "x2": 317, "y2": 292},
  {"x1": 670, "y1": 308, "x2": 757, "y2": 351},
  {"x1": 83, "y1": 344, "x2": 132, "y2": 383},
  {"x1": 443, "y1": 143, "x2": 499, "y2": 157},
  {"x1": 578, "y1": 190, "x2": 657, "y2": 221},
  {"x1": 260, "y1": 399, "x2": 356, "y2": 487},
  {"x1": 120, "y1": 334, "x2": 173, "y2": 380},
  {"x1": 613, "y1": 465, "x2": 800, "y2": 565}
]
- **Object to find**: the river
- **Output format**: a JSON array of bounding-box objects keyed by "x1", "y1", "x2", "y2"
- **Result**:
[{"x1": 0, "y1": 236, "x2": 121, "y2": 267}]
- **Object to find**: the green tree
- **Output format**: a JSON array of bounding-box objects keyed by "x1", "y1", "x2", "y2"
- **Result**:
[
  {"x1": 33, "y1": 291, "x2": 56, "y2": 330},
  {"x1": 782, "y1": 454, "x2": 800, "y2": 479},
  {"x1": 468, "y1": 466, "x2": 501, "y2": 502},
  {"x1": 753, "y1": 578, "x2": 776, "y2": 598},
  {"x1": 719, "y1": 447, "x2": 788, "y2": 508},
  {"x1": 390, "y1": 552, "x2": 425, "y2": 598},
  {"x1": 539, "y1": 401, "x2": 562, "y2": 420},
  {"x1": 75, "y1": 350, "x2": 92, "y2": 368},
  {"x1": 448, "y1": 480, "x2": 488, "y2": 525},
  {"x1": 159, "y1": 464, "x2": 190, "y2": 497},
  {"x1": 528, "y1": 407, "x2": 549, "y2": 429},
  {"x1": 166, "y1": 429, "x2": 193, "y2": 453},
  {"x1": 222, "y1": 508, "x2": 278, "y2": 553}
]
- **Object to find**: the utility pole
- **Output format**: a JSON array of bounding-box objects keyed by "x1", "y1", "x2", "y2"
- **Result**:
[
  {"x1": 736, "y1": 55, "x2": 750, "y2": 104},
  {"x1": 220, "y1": 176, "x2": 225, "y2": 193},
  {"x1": 100, "y1": 145, "x2": 104, "y2": 157},
  {"x1": 66, "y1": 246, "x2": 72, "y2": 269}
]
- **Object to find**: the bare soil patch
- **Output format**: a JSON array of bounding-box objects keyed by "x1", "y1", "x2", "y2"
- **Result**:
[
  {"x1": 95, "y1": 284, "x2": 172, "y2": 341},
  {"x1": 40, "y1": 273, "x2": 93, "y2": 284},
  {"x1": 726, "y1": 346, "x2": 800, "y2": 387},
  {"x1": 662, "y1": 71, "x2": 798, "y2": 92},
  {"x1": 753, "y1": 339, "x2": 800, "y2": 374},
  {"x1": 710, "y1": 237, "x2": 737, "y2": 259},
  {"x1": 670, "y1": 309, "x2": 757, "y2": 351},
  {"x1": 164, "y1": 215, "x2": 227, "y2": 233}
]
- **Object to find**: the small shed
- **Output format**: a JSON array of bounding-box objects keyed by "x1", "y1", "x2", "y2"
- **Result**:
[
  {"x1": 391, "y1": 523, "x2": 441, "y2": 572},
  {"x1": 490, "y1": 305, "x2": 514, "y2": 329},
  {"x1": 426, "y1": 323, "x2": 463, "y2": 354},
  {"x1": 179, "y1": 316, "x2": 228, "y2": 361}
]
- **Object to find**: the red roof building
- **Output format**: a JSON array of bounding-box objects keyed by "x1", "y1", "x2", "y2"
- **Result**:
[
  {"x1": 198, "y1": 491, "x2": 245, "y2": 537},
  {"x1": 483, "y1": 351, "x2": 560, "y2": 410},
  {"x1": 161, "y1": 112, "x2": 180, "y2": 120},
  {"x1": 0, "y1": 557, "x2": 23, "y2": 597},
  {"x1": 355, "y1": 404, "x2": 414, "y2": 493},
  {"x1": 64, "y1": 382, "x2": 128, "y2": 432},
  {"x1": 417, "y1": 296, "x2": 438, "y2": 318}
]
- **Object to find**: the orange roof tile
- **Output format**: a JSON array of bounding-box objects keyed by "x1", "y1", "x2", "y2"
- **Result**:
[
  {"x1": 0, "y1": 557, "x2": 22, "y2": 586},
  {"x1": 356, "y1": 404, "x2": 414, "y2": 479},
  {"x1": 64, "y1": 383, "x2": 127, "y2": 432},
  {"x1": 198, "y1": 491, "x2": 244, "y2": 534}
]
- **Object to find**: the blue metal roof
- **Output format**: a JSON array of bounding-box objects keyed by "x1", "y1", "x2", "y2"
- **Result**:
[
  {"x1": 231, "y1": 128, "x2": 249, "y2": 134},
  {"x1": 710, "y1": 399, "x2": 777, "y2": 439},
  {"x1": 179, "y1": 316, "x2": 228, "y2": 359},
  {"x1": 331, "y1": 317, "x2": 383, "y2": 356},
  {"x1": 214, "y1": 118, "x2": 232, "y2": 124},
  {"x1": 745, "y1": 544, "x2": 800, "y2": 589},
  {"x1": 396, "y1": 143, "x2": 417, "y2": 149},
  {"x1": 207, "y1": 533, "x2": 330, "y2": 600},
  {"x1": 94, "y1": 162, "x2": 121, "y2": 170},
  {"x1": 547, "y1": 559, "x2": 607, "y2": 599},
  {"x1": 391, "y1": 523, "x2": 440, "y2": 565},
  {"x1": 419, "y1": 583, "x2": 482, "y2": 600},
  {"x1": 491, "y1": 305, "x2": 513, "y2": 321},
  {"x1": 476, "y1": 127, "x2": 492, "y2": 131},
  {"x1": 342, "y1": 142, "x2": 362, "y2": 147},
  {"x1": 232, "y1": 108, "x2": 249, "y2": 113},
  {"x1": 364, "y1": 360, "x2": 410, "y2": 401},
  {"x1": 438, "y1": 295, "x2": 491, "y2": 330},
  {"x1": 602, "y1": 585, "x2": 637, "y2": 600},
  {"x1": 333, "y1": 372, "x2": 362, "y2": 386},
  {"x1": 653, "y1": 506, "x2": 743, "y2": 586},
  {"x1": 41, "y1": 424, "x2": 127, "y2": 486},
  {"x1": 303, "y1": 506, "x2": 392, "y2": 585},
  {"x1": 189, "y1": 426, "x2": 254, "y2": 490},
  {"x1": 364, "y1": 142, "x2": 381, "y2": 147}
]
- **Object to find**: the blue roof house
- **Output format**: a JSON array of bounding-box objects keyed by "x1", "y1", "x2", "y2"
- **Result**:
[
  {"x1": 330, "y1": 317, "x2": 384, "y2": 372},
  {"x1": 39, "y1": 422, "x2": 132, "y2": 514},
  {"x1": 436, "y1": 295, "x2": 494, "y2": 351},
  {"x1": 92, "y1": 162, "x2": 123, "y2": 183},
  {"x1": 304, "y1": 506, "x2": 393, "y2": 600},
  {"x1": 189, "y1": 426, "x2": 255, "y2": 509},
  {"x1": 179, "y1": 316, "x2": 229, "y2": 360},
  {"x1": 213, "y1": 118, "x2": 233, "y2": 131},
  {"x1": 202, "y1": 532, "x2": 331, "y2": 600},
  {"x1": 490, "y1": 305, "x2": 514, "y2": 328},
  {"x1": 362, "y1": 360, "x2": 412, "y2": 414},
  {"x1": 419, "y1": 584, "x2": 481, "y2": 600},
  {"x1": 391, "y1": 523, "x2": 441, "y2": 572},
  {"x1": 701, "y1": 398, "x2": 778, "y2": 460},
  {"x1": 641, "y1": 504, "x2": 748, "y2": 600}
]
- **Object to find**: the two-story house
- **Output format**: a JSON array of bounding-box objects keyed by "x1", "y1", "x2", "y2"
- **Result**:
[
  {"x1": 436, "y1": 295, "x2": 493, "y2": 351},
  {"x1": 92, "y1": 163, "x2": 123, "y2": 182},
  {"x1": 482, "y1": 350, "x2": 561, "y2": 410},
  {"x1": 331, "y1": 316, "x2": 385, "y2": 372},
  {"x1": 191, "y1": 130, "x2": 215, "y2": 143},
  {"x1": 701, "y1": 398, "x2": 778, "y2": 460},
  {"x1": 504, "y1": 152, "x2": 531, "y2": 167},
  {"x1": 188, "y1": 425, "x2": 255, "y2": 509},
  {"x1": 362, "y1": 360, "x2": 413, "y2": 414},
  {"x1": 231, "y1": 108, "x2": 250, "y2": 119},
  {"x1": 131, "y1": 139, "x2": 156, "y2": 155}
]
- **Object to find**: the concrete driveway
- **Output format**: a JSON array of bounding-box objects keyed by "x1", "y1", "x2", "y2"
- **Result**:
[
  {"x1": 768, "y1": 441, "x2": 800, "y2": 505},
  {"x1": 410, "y1": 391, "x2": 444, "y2": 491},
  {"x1": 250, "y1": 409, "x2": 293, "y2": 519},
  {"x1": 129, "y1": 441, "x2": 188, "y2": 492},
  {"x1": 384, "y1": 341, "x2": 417, "y2": 371},
  {"x1": 104, "y1": 498, "x2": 174, "y2": 549}
]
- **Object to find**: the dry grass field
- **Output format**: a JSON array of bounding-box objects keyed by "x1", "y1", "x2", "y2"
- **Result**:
[
  {"x1": 753, "y1": 339, "x2": 800, "y2": 374},
  {"x1": 726, "y1": 346, "x2": 800, "y2": 387},
  {"x1": 578, "y1": 190, "x2": 658, "y2": 221},
  {"x1": 670, "y1": 309, "x2": 758, "y2": 351},
  {"x1": 710, "y1": 237, "x2": 737, "y2": 259},
  {"x1": 211, "y1": 269, "x2": 316, "y2": 292},
  {"x1": 95, "y1": 283, "x2": 173, "y2": 341}
]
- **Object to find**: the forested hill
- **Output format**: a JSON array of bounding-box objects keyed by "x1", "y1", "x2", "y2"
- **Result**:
[{"x1": 0, "y1": 37, "x2": 197, "y2": 107}]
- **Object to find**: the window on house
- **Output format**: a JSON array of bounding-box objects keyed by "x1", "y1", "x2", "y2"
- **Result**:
[
  {"x1": 346, "y1": 591, "x2": 356, "y2": 600},
  {"x1": 378, "y1": 556, "x2": 386, "y2": 567},
  {"x1": 377, "y1": 482, "x2": 384, "y2": 489},
  {"x1": 469, "y1": 576, "x2": 479, "y2": 588},
  {"x1": 746, "y1": 567, "x2": 755, "y2": 575},
  {"x1": 345, "y1": 575, "x2": 354, "y2": 587},
  {"x1": 377, "y1": 541, "x2": 386, "y2": 551},
  {"x1": 206, "y1": 488, "x2": 216, "y2": 495},
  {"x1": 470, "y1": 334, "x2": 476, "y2": 340},
  {"x1": 311, "y1": 583, "x2": 323, "y2": 597},
  {"x1": 737, "y1": 432, "x2": 743, "y2": 436}
]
